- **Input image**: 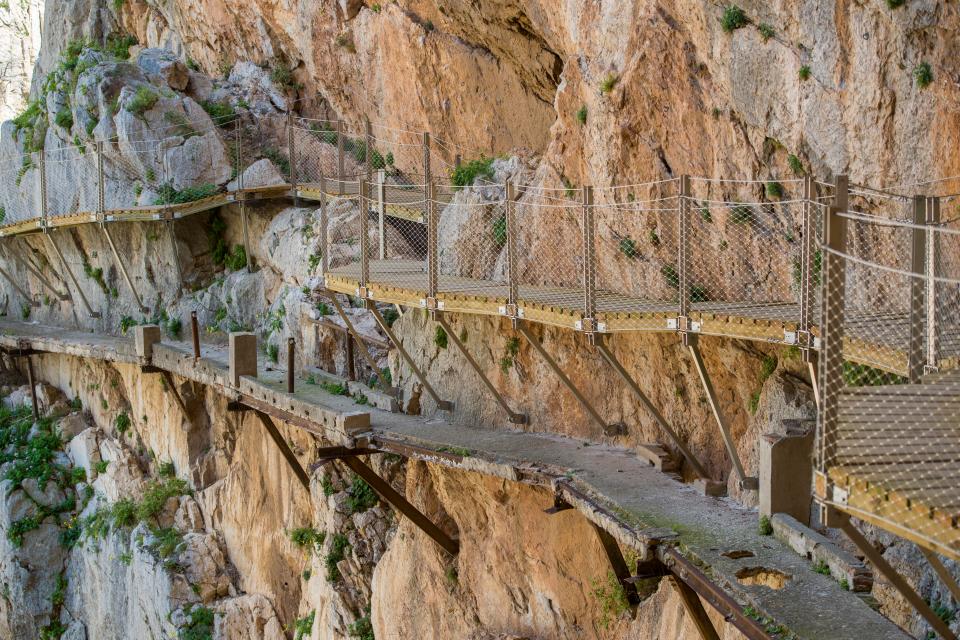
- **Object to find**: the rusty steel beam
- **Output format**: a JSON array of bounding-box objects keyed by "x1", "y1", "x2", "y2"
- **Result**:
[
  {"x1": 590, "y1": 521, "x2": 640, "y2": 607},
  {"x1": 254, "y1": 409, "x2": 311, "y2": 490},
  {"x1": 341, "y1": 455, "x2": 459, "y2": 556},
  {"x1": 840, "y1": 518, "x2": 957, "y2": 640},
  {"x1": 659, "y1": 547, "x2": 772, "y2": 640},
  {"x1": 666, "y1": 574, "x2": 721, "y2": 640},
  {"x1": 25, "y1": 355, "x2": 39, "y2": 420}
]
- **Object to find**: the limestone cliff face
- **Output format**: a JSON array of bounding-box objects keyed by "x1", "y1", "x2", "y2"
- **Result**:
[
  {"x1": 1, "y1": 0, "x2": 958, "y2": 638},
  {"x1": 108, "y1": 0, "x2": 960, "y2": 190}
]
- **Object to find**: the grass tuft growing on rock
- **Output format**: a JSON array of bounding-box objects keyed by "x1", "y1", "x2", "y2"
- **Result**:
[
  {"x1": 591, "y1": 570, "x2": 630, "y2": 629},
  {"x1": 180, "y1": 604, "x2": 214, "y2": 640},
  {"x1": 721, "y1": 5, "x2": 748, "y2": 32},
  {"x1": 294, "y1": 610, "x2": 316, "y2": 640},
  {"x1": 434, "y1": 325, "x2": 448, "y2": 349},
  {"x1": 127, "y1": 86, "x2": 159, "y2": 118},
  {"x1": 347, "y1": 475, "x2": 378, "y2": 513},
  {"x1": 450, "y1": 157, "x2": 494, "y2": 189},
  {"x1": 914, "y1": 62, "x2": 933, "y2": 89}
]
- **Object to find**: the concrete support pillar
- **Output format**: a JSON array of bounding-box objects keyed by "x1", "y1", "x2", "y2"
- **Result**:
[
  {"x1": 759, "y1": 419, "x2": 815, "y2": 525},
  {"x1": 134, "y1": 325, "x2": 162, "y2": 359},
  {"x1": 229, "y1": 332, "x2": 258, "y2": 387}
]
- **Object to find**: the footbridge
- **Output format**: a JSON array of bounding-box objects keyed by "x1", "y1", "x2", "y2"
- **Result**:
[{"x1": 1, "y1": 112, "x2": 959, "y2": 637}]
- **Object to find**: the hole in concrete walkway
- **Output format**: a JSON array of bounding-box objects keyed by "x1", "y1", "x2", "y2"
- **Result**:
[
  {"x1": 722, "y1": 550, "x2": 755, "y2": 560},
  {"x1": 735, "y1": 566, "x2": 791, "y2": 589}
]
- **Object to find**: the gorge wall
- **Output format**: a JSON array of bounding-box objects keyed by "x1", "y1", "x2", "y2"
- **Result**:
[{"x1": 1, "y1": 0, "x2": 959, "y2": 638}]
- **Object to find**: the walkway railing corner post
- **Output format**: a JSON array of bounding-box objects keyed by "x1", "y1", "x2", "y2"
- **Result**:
[
  {"x1": 677, "y1": 174, "x2": 692, "y2": 345},
  {"x1": 505, "y1": 181, "x2": 519, "y2": 326},
  {"x1": 799, "y1": 175, "x2": 819, "y2": 402},
  {"x1": 38, "y1": 149, "x2": 48, "y2": 230},
  {"x1": 336, "y1": 119, "x2": 345, "y2": 195},
  {"x1": 286, "y1": 111, "x2": 298, "y2": 201},
  {"x1": 925, "y1": 195, "x2": 941, "y2": 372},
  {"x1": 359, "y1": 178, "x2": 370, "y2": 292},
  {"x1": 376, "y1": 168, "x2": 386, "y2": 260},
  {"x1": 319, "y1": 173, "x2": 329, "y2": 276},
  {"x1": 816, "y1": 173, "x2": 848, "y2": 526},
  {"x1": 364, "y1": 117, "x2": 373, "y2": 181},
  {"x1": 907, "y1": 195, "x2": 927, "y2": 382},
  {"x1": 581, "y1": 185, "x2": 597, "y2": 332},
  {"x1": 423, "y1": 132, "x2": 438, "y2": 308},
  {"x1": 95, "y1": 140, "x2": 105, "y2": 222}
]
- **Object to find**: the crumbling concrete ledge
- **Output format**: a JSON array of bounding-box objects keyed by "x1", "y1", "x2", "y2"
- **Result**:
[{"x1": 0, "y1": 320, "x2": 909, "y2": 639}]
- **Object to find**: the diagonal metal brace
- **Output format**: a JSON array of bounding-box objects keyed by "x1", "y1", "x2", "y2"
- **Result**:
[
  {"x1": 666, "y1": 574, "x2": 721, "y2": 640},
  {"x1": 254, "y1": 409, "x2": 311, "y2": 490},
  {"x1": 686, "y1": 339, "x2": 757, "y2": 490},
  {"x1": 11, "y1": 242, "x2": 69, "y2": 301},
  {"x1": 920, "y1": 547, "x2": 960, "y2": 606},
  {"x1": 0, "y1": 264, "x2": 39, "y2": 307},
  {"x1": 45, "y1": 232, "x2": 99, "y2": 317},
  {"x1": 593, "y1": 335, "x2": 709, "y2": 479},
  {"x1": 435, "y1": 314, "x2": 526, "y2": 424},
  {"x1": 367, "y1": 302, "x2": 452, "y2": 411},
  {"x1": 341, "y1": 455, "x2": 459, "y2": 556},
  {"x1": 840, "y1": 517, "x2": 958, "y2": 640},
  {"x1": 101, "y1": 223, "x2": 148, "y2": 313},
  {"x1": 141, "y1": 367, "x2": 193, "y2": 429},
  {"x1": 516, "y1": 322, "x2": 617, "y2": 436},
  {"x1": 324, "y1": 291, "x2": 396, "y2": 395}
]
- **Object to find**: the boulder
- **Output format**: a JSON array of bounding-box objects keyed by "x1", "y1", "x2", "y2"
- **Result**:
[
  {"x1": 226, "y1": 158, "x2": 285, "y2": 191},
  {"x1": 57, "y1": 412, "x2": 90, "y2": 440},
  {"x1": 137, "y1": 48, "x2": 190, "y2": 91},
  {"x1": 67, "y1": 428, "x2": 101, "y2": 479}
]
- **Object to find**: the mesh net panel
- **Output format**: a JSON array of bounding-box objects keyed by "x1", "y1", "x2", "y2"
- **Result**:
[{"x1": 818, "y1": 207, "x2": 960, "y2": 560}]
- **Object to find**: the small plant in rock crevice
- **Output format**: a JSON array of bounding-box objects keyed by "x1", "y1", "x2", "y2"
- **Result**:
[
  {"x1": 293, "y1": 610, "x2": 316, "y2": 640},
  {"x1": 434, "y1": 325, "x2": 448, "y2": 349},
  {"x1": 798, "y1": 65, "x2": 811, "y2": 81},
  {"x1": 591, "y1": 570, "x2": 630, "y2": 629},
  {"x1": 914, "y1": 62, "x2": 933, "y2": 89},
  {"x1": 600, "y1": 73, "x2": 619, "y2": 94},
  {"x1": 576, "y1": 104, "x2": 588, "y2": 125},
  {"x1": 721, "y1": 5, "x2": 748, "y2": 32}
]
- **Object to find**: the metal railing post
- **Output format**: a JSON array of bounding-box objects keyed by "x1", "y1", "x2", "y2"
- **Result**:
[
  {"x1": 319, "y1": 174, "x2": 329, "y2": 275},
  {"x1": 96, "y1": 142, "x2": 105, "y2": 220},
  {"x1": 377, "y1": 168, "x2": 386, "y2": 260},
  {"x1": 799, "y1": 176, "x2": 815, "y2": 334},
  {"x1": 677, "y1": 175, "x2": 691, "y2": 321},
  {"x1": 38, "y1": 151, "x2": 47, "y2": 228},
  {"x1": 907, "y1": 195, "x2": 926, "y2": 382},
  {"x1": 359, "y1": 179, "x2": 370, "y2": 290},
  {"x1": 286, "y1": 112, "x2": 297, "y2": 194},
  {"x1": 506, "y1": 182, "x2": 518, "y2": 311},
  {"x1": 427, "y1": 181, "x2": 438, "y2": 299},
  {"x1": 364, "y1": 117, "x2": 373, "y2": 180},
  {"x1": 582, "y1": 185, "x2": 596, "y2": 329},
  {"x1": 926, "y1": 196, "x2": 941, "y2": 371},
  {"x1": 816, "y1": 174, "x2": 848, "y2": 514},
  {"x1": 336, "y1": 119, "x2": 345, "y2": 195}
]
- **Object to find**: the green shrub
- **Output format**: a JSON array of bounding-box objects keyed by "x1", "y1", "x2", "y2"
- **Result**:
[
  {"x1": 0, "y1": 206, "x2": 6, "y2": 224},
  {"x1": 730, "y1": 205, "x2": 753, "y2": 224},
  {"x1": 226, "y1": 244, "x2": 247, "y2": 271},
  {"x1": 270, "y1": 62, "x2": 302, "y2": 90},
  {"x1": 721, "y1": 5, "x2": 748, "y2": 32},
  {"x1": 290, "y1": 527, "x2": 326, "y2": 554},
  {"x1": 114, "y1": 412, "x2": 131, "y2": 434},
  {"x1": 661, "y1": 264, "x2": 679, "y2": 290},
  {"x1": 788, "y1": 154, "x2": 804, "y2": 175},
  {"x1": 294, "y1": 611, "x2": 316, "y2": 640},
  {"x1": 119, "y1": 316, "x2": 136, "y2": 334},
  {"x1": 491, "y1": 214, "x2": 507, "y2": 247},
  {"x1": 760, "y1": 355, "x2": 777, "y2": 382},
  {"x1": 381, "y1": 307, "x2": 399, "y2": 327},
  {"x1": 914, "y1": 62, "x2": 933, "y2": 89},
  {"x1": 885, "y1": 0, "x2": 905, "y2": 8},
  {"x1": 325, "y1": 534, "x2": 350, "y2": 581},
  {"x1": 813, "y1": 560, "x2": 831, "y2": 576},
  {"x1": 54, "y1": 108, "x2": 73, "y2": 130},
  {"x1": 576, "y1": 105, "x2": 587, "y2": 125},
  {"x1": 21, "y1": 303, "x2": 30, "y2": 320},
  {"x1": 798, "y1": 65, "x2": 811, "y2": 81},
  {"x1": 105, "y1": 33, "x2": 137, "y2": 60},
  {"x1": 591, "y1": 571, "x2": 630, "y2": 629},
  {"x1": 136, "y1": 477, "x2": 191, "y2": 522},
  {"x1": 153, "y1": 183, "x2": 219, "y2": 205},
  {"x1": 434, "y1": 325, "x2": 448, "y2": 349},
  {"x1": 600, "y1": 73, "x2": 618, "y2": 94},
  {"x1": 450, "y1": 157, "x2": 494, "y2": 189},
  {"x1": 263, "y1": 147, "x2": 291, "y2": 177},
  {"x1": 347, "y1": 610, "x2": 374, "y2": 640},
  {"x1": 267, "y1": 343, "x2": 279, "y2": 363},
  {"x1": 200, "y1": 99, "x2": 236, "y2": 124},
  {"x1": 180, "y1": 604, "x2": 214, "y2": 640},
  {"x1": 127, "y1": 86, "x2": 159, "y2": 117},
  {"x1": 765, "y1": 181, "x2": 784, "y2": 199},
  {"x1": 758, "y1": 515, "x2": 773, "y2": 535},
  {"x1": 619, "y1": 237, "x2": 637, "y2": 258},
  {"x1": 842, "y1": 362, "x2": 907, "y2": 387},
  {"x1": 648, "y1": 229, "x2": 660, "y2": 247},
  {"x1": 748, "y1": 390, "x2": 761, "y2": 414},
  {"x1": 148, "y1": 526, "x2": 184, "y2": 559},
  {"x1": 347, "y1": 475, "x2": 378, "y2": 513},
  {"x1": 758, "y1": 23, "x2": 775, "y2": 40}
]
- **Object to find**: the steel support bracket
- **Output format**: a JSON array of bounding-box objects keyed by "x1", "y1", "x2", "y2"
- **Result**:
[
  {"x1": 254, "y1": 409, "x2": 311, "y2": 490},
  {"x1": 356, "y1": 286, "x2": 371, "y2": 299},
  {"x1": 543, "y1": 493, "x2": 574, "y2": 515},
  {"x1": 341, "y1": 455, "x2": 459, "y2": 556},
  {"x1": 575, "y1": 317, "x2": 605, "y2": 333}
]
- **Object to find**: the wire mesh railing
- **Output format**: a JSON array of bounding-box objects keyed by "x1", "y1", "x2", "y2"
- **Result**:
[{"x1": 817, "y1": 203, "x2": 960, "y2": 559}]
